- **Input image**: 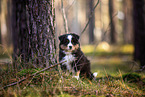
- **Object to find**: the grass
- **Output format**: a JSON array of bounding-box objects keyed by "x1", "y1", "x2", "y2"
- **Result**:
[
  {"x1": 0, "y1": 44, "x2": 145, "y2": 96},
  {"x1": 0, "y1": 69, "x2": 144, "y2": 97}
]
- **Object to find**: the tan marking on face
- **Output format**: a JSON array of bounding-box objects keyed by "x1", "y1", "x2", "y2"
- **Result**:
[
  {"x1": 74, "y1": 44, "x2": 79, "y2": 50},
  {"x1": 70, "y1": 44, "x2": 79, "y2": 51},
  {"x1": 60, "y1": 45, "x2": 67, "y2": 50},
  {"x1": 60, "y1": 44, "x2": 79, "y2": 52}
]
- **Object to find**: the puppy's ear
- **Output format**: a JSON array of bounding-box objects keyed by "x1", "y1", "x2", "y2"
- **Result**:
[
  {"x1": 72, "y1": 33, "x2": 79, "y2": 40},
  {"x1": 59, "y1": 35, "x2": 64, "y2": 41}
]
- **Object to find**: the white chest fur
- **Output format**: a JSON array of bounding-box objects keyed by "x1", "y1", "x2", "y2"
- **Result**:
[{"x1": 61, "y1": 52, "x2": 75, "y2": 72}]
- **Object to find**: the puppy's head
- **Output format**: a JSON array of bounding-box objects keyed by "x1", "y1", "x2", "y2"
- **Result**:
[{"x1": 59, "y1": 33, "x2": 80, "y2": 52}]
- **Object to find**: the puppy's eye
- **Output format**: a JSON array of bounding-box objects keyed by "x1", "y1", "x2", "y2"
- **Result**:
[
  {"x1": 66, "y1": 39, "x2": 69, "y2": 43},
  {"x1": 71, "y1": 39, "x2": 77, "y2": 44}
]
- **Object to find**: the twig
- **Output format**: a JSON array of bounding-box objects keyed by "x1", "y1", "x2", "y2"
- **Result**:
[
  {"x1": 65, "y1": 0, "x2": 75, "y2": 12},
  {"x1": 23, "y1": 73, "x2": 36, "y2": 90},
  {"x1": 135, "y1": 65, "x2": 145, "y2": 72},
  {"x1": 61, "y1": 0, "x2": 69, "y2": 34},
  {"x1": 127, "y1": 60, "x2": 138, "y2": 72},
  {"x1": 80, "y1": 0, "x2": 100, "y2": 36},
  {"x1": 1, "y1": 62, "x2": 63, "y2": 90}
]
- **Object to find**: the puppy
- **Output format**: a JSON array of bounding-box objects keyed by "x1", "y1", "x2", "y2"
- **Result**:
[{"x1": 59, "y1": 33, "x2": 97, "y2": 80}]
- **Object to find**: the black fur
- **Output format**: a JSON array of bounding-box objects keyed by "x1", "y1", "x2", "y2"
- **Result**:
[{"x1": 59, "y1": 33, "x2": 94, "y2": 80}]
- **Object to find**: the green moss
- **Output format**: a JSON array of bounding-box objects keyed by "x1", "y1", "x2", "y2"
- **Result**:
[
  {"x1": 17, "y1": 68, "x2": 42, "y2": 77},
  {"x1": 122, "y1": 73, "x2": 141, "y2": 82}
]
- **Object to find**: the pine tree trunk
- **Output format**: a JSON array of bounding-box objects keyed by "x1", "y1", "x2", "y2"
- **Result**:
[
  {"x1": 109, "y1": 0, "x2": 116, "y2": 44},
  {"x1": 0, "y1": 0, "x2": 1, "y2": 44},
  {"x1": 89, "y1": 0, "x2": 95, "y2": 44},
  {"x1": 122, "y1": 0, "x2": 133, "y2": 44},
  {"x1": 12, "y1": 0, "x2": 56, "y2": 69},
  {"x1": 133, "y1": 0, "x2": 145, "y2": 68}
]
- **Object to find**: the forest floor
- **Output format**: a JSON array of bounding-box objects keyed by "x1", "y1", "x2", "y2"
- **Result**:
[{"x1": 0, "y1": 44, "x2": 145, "y2": 97}]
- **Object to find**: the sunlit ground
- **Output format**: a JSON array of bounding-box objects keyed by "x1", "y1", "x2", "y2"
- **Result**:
[{"x1": 81, "y1": 43, "x2": 143, "y2": 77}]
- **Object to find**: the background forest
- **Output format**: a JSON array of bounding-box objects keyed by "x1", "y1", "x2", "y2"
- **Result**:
[{"x1": 0, "y1": 0, "x2": 145, "y2": 96}]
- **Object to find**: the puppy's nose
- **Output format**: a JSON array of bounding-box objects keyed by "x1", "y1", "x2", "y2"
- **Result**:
[{"x1": 69, "y1": 46, "x2": 72, "y2": 49}]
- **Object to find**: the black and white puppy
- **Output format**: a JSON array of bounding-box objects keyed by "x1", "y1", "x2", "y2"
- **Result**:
[{"x1": 59, "y1": 33, "x2": 97, "y2": 80}]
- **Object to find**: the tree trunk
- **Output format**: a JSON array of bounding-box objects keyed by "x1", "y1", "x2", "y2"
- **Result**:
[
  {"x1": 133, "y1": 0, "x2": 145, "y2": 68},
  {"x1": 109, "y1": 0, "x2": 116, "y2": 44},
  {"x1": 0, "y1": 0, "x2": 1, "y2": 44},
  {"x1": 89, "y1": 0, "x2": 95, "y2": 44},
  {"x1": 6, "y1": 0, "x2": 12, "y2": 46},
  {"x1": 12, "y1": 0, "x2": 56, "y2": 69},
  {"x1": 122, "y1": 0, "x2": 133, "y2": 44}
]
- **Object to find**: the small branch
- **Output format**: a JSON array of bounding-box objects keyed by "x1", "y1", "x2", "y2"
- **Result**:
[
  {"x1": 80, "y1": 0, "x2": 100, "y2": 36},
  {"x1": 1, "y1": 62, "x2": 63, "y2": 90},
  {"x1": 65, "y1": 0, "x2": 75, "y2": 12},
  {"x1": 61, "y1": 0, "x2": 69, "y2": 34},
  {"x1": 23, "y1": 73, "x2": 37, "y2": 90},
  {"x1": 135, "y1": 65, "x2": 145, "y2": 72}
]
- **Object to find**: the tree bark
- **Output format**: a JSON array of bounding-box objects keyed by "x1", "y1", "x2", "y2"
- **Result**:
[
  {"x1": 122, "y1": 0, "x2": 133, "y2": 44},
  {"x1": 133, "y1": 0, "x2": 145, "y2": 68},
  {"x1": 12, "y1": 0, "x2": 56, "y2": 69},
  {"x1": 0, "y1": 0, "x2": 1, "y2": 44},
  {"x1": 89, "y1": 0, "x2": 95, "y2": 44},
  {"x1": 109, "y1": 0, "x2": 116, "y2": 44}
]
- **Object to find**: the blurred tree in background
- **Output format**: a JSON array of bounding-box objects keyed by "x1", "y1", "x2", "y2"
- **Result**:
[
  {"x1": 133, "y1": 0, "x2": 145, "y2": 69},
  {"x1": 12, "y1": 0, "x2": 56, "y2": 69},
  {"x1": 0, "y1": 0, "x2": 1, "y2": 44},
  {"x1": 0, "y1": 0, "x2": 12, "y2": 47},
  {"x1": 122, "y1": 0, "x2": 133, "y2": 44},
  {"x1": 108, "y1": 0, "x2": 116, "y2": 44},
  {"x1": 88, "y1": 0, "x2": 95, "y2": 44}
]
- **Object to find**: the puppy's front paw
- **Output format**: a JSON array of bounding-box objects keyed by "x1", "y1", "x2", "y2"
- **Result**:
[{"x1": 73, "y1": 75, "x2": 79, "y2": 80}]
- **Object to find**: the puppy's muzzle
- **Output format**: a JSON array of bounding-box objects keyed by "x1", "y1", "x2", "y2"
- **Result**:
[{"x1": 69, "y1": 46, "x2": 72, "y2": 49}]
